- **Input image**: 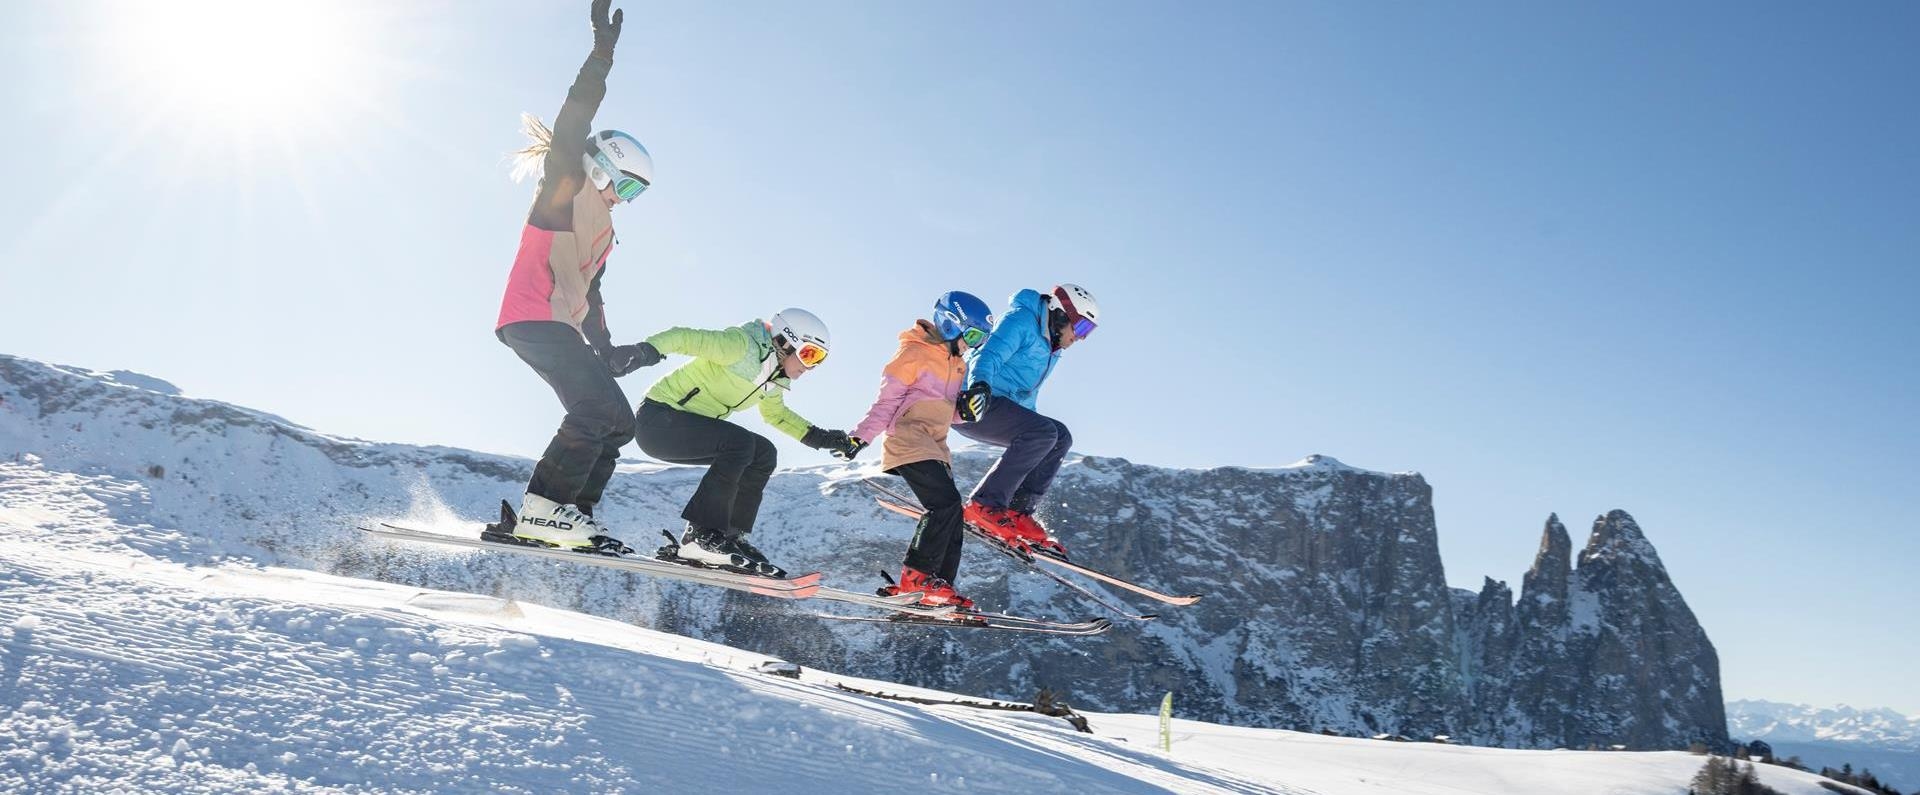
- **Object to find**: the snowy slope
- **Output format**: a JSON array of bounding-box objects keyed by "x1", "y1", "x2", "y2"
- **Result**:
[
  {"x1": 0, "y1": 509, "x2": 1862, "y2": 794},
  {"x1": 1, "y1": 541, "x2": 1284, "y2": 793}
]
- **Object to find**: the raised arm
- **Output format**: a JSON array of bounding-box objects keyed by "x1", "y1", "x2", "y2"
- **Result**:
[{"x1": 529, "y1": 0, "x2": 623, "y2": 229}]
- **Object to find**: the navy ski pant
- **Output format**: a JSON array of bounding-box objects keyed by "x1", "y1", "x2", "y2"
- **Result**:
[
  {"x1": 633, "y1": 399, "x2": 776, "y2": 537},
  {"x1": 499, "y1": 321, "x2": 634, "y2": 515},
  {"x1": 952, "y1": 396, "x2": 1071, "y2": 512},
  {"x1": 891, "y1": 459, "x2": 965, "y2": 585}
]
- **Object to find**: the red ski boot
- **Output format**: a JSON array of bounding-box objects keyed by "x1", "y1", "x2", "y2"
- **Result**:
[
  {"x1": 964, "y1": 500, "x2": 1046, "y2": 552},
  {"x1": 894, "y1": 566, "x2": 975, "y2": 611},
  {"x1": 1010, "y1": 511, "x2": 1070, "y2": 560}
]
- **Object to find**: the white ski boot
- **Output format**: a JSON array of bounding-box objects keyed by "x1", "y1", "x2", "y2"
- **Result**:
[
  {"x1": 513, "y1": 493, "x2": 604, "y2": 549},
  {"x1": 670, "y1": 523, "x2": 752, "y2": 571},
  {"x1": 726, "y1": 534, "x2": 787, "y2": 578}
]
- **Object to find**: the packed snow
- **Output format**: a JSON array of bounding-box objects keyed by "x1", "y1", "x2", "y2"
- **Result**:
[{"x1": 0, "y1": 523, "x2": 1861, "y2": 794}]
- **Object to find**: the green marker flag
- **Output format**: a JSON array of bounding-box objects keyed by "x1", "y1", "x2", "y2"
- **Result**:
[{"x1": 1159, "y1": 691, "x2": 1173, "y2": 752}]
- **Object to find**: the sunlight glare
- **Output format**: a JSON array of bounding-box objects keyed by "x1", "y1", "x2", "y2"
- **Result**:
[{"x1": 103, "y1": 0, "x2": 379, "y2": 137}]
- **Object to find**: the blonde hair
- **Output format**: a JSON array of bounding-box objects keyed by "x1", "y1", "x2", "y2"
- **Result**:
[{"x1": 510, "y1": 113, "x2": 555, "y2": 183}]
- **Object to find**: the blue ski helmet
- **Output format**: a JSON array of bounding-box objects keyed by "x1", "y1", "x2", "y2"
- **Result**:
[{"x1": 932, "y1": 291, "x2": 994, "y2": 343}]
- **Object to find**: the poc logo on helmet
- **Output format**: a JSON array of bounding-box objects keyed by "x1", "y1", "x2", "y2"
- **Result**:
[{"x1": 605, "y1": 140, "x2": 626, "y2": 158}]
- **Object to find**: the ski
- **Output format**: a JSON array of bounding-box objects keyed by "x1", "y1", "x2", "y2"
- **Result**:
[
  {"x1": 871, "y1": 496, "x2": 1158, "y2": 621},
  {"x1": 1029, "y1": 552, "x2": 1202, "y2": 606},
  {"x1": 811, "y1": 586, "x2": 958, "y2": 618},
  {"x1": 862, "y1": 479, "x2": 1202, "y2": 611},
  {"x1": 360, "y1": 523, "x2": 822, "y2": 599},
  {"x1": 810, "y1": 611, "x2": 1112, "y2": 636}
]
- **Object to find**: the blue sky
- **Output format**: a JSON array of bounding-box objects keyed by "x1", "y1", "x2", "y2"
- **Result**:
[{"x1": 2, "y1": 1, "x2": 1915, "y2": 713}]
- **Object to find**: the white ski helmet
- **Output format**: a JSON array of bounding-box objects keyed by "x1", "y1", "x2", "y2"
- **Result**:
[
  {"x1": 1048, "y1": 283, "x2": 1100, "y2": 338},
  {"x1": 768, "y1": 307, "x2": 831, "y2": 367},
  {"x1": 584, "y1": 130, "x2": 653, "y2": 202}
]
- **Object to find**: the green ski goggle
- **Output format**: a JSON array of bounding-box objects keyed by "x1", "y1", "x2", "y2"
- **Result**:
[
  {"x1": 592, "y1": 151, "x2": 649, "y2": 202},
  {"x1": 960, "y1": 326, "x2": 988, "y2": 347}
]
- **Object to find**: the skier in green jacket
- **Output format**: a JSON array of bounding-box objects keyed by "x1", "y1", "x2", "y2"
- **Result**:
[{"x1": 627, "y1": 308, "x2": 859, "y2": 577}]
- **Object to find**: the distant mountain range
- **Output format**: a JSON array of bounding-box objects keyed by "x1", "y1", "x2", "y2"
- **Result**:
[{"x1": 1730, "y1": 699, "x2": 1919, "y2": 791}]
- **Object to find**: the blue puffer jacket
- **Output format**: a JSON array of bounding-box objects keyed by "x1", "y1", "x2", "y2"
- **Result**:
[{"x1": 965, "y1": 289, "x2": 1059, "y2": 410}]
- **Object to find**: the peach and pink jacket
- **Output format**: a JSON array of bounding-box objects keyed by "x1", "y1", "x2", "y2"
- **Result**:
[{"x1": 851, "y1": 320, "x2": 967, "y2": 471}]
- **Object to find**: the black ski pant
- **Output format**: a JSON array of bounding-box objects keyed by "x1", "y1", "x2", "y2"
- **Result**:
[
  {"x1": 633, "y1": 399, "x2": 776, "y2": 537},
  {"x1": 499, "y1": 321, "x2": 634, "y2": 515},
  {"x1": 952, "y1": 396, "x2": 1071, "y2": 513},
  {"x1": 891, "y1": 459, "x2": 965, "y2": 585}
]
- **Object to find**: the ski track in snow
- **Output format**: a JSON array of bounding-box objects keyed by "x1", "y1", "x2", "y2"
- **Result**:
[
  {"x1": 0, "y1": 535, "x2": 1276, "y2": 794},
  {"x1": 0, "y1": 487, "x2": 1862, "y2": 795}
]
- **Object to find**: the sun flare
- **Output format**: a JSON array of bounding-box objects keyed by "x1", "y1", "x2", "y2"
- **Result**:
[{"x1": 99, "y1": 0, "x2": 384, "y2": 139}]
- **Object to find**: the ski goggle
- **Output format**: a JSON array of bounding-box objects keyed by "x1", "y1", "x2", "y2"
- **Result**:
[
  {"x1": 794, "y1": 341, "x2": 829, "y2": 368},
  {"x1": 960, "y1": 326, "x2": 988, "y2": 347},
  {"x1": 592, "y1": 152, "x2": 650, "y2": 201},
  {"x1": 1071, "y1": 317, "x2": 1097, "y2": 339}
]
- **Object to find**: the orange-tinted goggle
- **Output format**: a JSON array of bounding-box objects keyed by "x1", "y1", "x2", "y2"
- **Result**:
[{"x1": 794, "y1": 341, "x2": 828, "y2": 368}]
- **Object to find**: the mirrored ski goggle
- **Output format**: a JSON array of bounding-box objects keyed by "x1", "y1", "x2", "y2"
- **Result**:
[
  {"x1": 1071, "y1": 317, "x2": 1097, "y2": 339},
  {"x1": 795, "y1": 341, "x2": 829, "y2": 367},
  {"x1": 960, "y1": 326, "x2": 988, "y2": 347},
  {"x1": 592, "y1": 152, "x2": 650, "y2": 201}
]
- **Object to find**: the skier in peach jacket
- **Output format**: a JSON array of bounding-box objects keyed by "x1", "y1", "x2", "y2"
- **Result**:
[{"x1": 847, "y1": 291, "x2": 996, "y2": 609}]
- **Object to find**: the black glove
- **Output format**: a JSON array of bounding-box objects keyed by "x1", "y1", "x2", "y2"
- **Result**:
[
  {"x1": 601, "y1": 342, "x2": 661, "y2": 377},
  {"x1": 956, "y1": 382, "x2": 992, "y2": 423},
  {"x1": 830, "y1": 436, "x2": 868, "y2": 462},
  {"x1": 801, "y1": 426, "x2": 852, "y2": 453},
  {"x1": 590, "y1": 0, "x2": 624, "y2": 59}
]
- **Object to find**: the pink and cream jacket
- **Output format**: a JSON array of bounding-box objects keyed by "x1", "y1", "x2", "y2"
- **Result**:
[
  {"x1": 493, "y1": 50, "x2": 620, "y2": 349},
  {"x1": 495, "y1": 180, "x2": 616, "y2": 336},
  {"x1": 851, "y1": 320, "x2": 967, "y2": 471}
]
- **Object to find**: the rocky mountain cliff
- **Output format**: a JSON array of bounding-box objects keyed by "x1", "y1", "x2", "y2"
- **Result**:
[{"x1": 0, "y1": 354, "x2": 1729, "y2": 749}]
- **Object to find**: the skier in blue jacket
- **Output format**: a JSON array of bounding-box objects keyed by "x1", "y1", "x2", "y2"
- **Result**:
[{"x1": 955, "y1": 283, "x2": 1100, "y2": 560}]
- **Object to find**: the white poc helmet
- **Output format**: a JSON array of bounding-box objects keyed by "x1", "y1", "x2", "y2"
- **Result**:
[
  {"x1": 1048, "y1": 283, "x2": 1100, "y2": 323},
  {"x1": 768, "y1": 307, "x2": 831, "y2": 367},
  {"x1": 583, "y1": 130, "x2": 654, "y2": 201}
]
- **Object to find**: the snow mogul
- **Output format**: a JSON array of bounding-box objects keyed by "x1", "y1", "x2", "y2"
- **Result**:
[
  {"x1": 955, "y1": 284, "x2": 1101, "y2": 560},
  {"x1": 629, "y1": 308, "x2": 857, "y2": 577},
  {"x1": 843, "y1": 291, "x2": 998, "y2": 609},
  {"x1": 492, "y1": 0, "x2": 661, "y2": 553}
]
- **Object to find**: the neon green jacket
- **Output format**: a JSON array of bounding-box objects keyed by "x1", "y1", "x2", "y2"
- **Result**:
[{"x1": 641, "y1": 321, "x2": 814, "y2": 441}]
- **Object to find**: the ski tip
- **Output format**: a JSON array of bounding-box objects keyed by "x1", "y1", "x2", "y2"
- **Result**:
[
  {"x1": 1172, "y1": 595, "x2": 1205, "y2": 605},
  {"x1": 749, "y1": 584, "x2": 821, "y2": 599}
]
